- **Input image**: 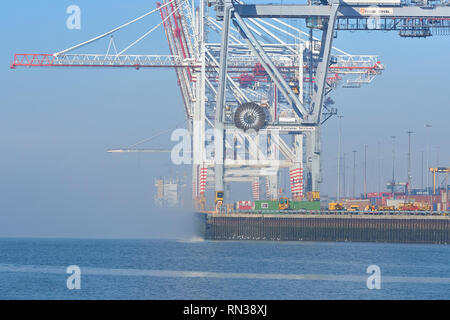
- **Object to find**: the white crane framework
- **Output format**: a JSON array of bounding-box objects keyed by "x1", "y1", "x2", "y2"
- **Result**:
[
  {"x1": 206, "y1": 0, "x2": 450, "y2": 209},
  {"x1": 10, "y1": 0, "x2": 450, "y2": 210}
]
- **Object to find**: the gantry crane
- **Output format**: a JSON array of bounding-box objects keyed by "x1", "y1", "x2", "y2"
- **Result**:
[
  {"x1": 10, "y1": 0, "x2": 450, "y2": 211},
  {"x1": 206, "y1": 0, "x2": 450, "y2": 209},
  {"x1": 429, "y1": 167, "x2": 450, "y2": 195}
]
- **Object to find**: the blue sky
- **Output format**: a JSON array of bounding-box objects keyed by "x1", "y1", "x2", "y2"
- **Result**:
[{"x1": 0, "y1": 1, "x2": 448, "y2": 237}]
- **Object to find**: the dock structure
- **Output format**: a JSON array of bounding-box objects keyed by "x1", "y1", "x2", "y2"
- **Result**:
[{"x1": 199, "y1": 212, "x2": 450, "y2": 244}]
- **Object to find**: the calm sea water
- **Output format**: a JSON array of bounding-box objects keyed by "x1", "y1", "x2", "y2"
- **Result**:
[{"x1": 0, "y1": 238, "x2": 449, "y2": 299}]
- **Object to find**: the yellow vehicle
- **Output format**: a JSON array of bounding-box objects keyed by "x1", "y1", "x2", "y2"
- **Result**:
[
  {"x1": 417, "y1": 203, "x2": 431, "y2": 211},
  {"x1": 365, "y1": 205, "x2": 376, "y2": 211},
  {"x1": 328, "y1": 202, "x2": 344, "y2": 211},
  {"x1": 306, "y1": 191, "x2": 320, "y2": 201},
  {"x1": 378, "y1": 205, "x2": 395, "y2": 211},
  {"x1": 278, "y1": 197, "x2": 290, "y2": 210},
  {"x1": 289, "y1": 82, "x2": 299, "y2": 95},
  {"x1": 348, "y1": 205, "x2": 360, "y2": 212}
]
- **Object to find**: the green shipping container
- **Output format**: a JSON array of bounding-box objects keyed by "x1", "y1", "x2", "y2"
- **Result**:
[
  {"x1": 291, "y1": 201, "x2": 320, "y2": 210},
  {"x1": 254, "y1": 200, "x2": 279, "y2": 210},
  {"x1": 254, "y1": 200, "x2": 320, "y2": 211}
]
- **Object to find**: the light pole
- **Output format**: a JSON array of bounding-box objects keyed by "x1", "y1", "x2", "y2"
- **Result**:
[
  {"x1": 377, "y1": 141, "x2": 382, "y2": 194},
  {"x1": 364, "y1": 144, "x2": 367, "y2": 199},
  {"x1": 390, "y1": 135, "x2": 396, "y2": 195},
  {"x1": 343, "y1": 152, "x2": 346, "y2": 198},
  {"x1": 421, "y1": 150, "x2": 424, "y2": 190},
  {"x1": 406, "y1": 130, "x2": 414, "y2": 195},
  {"x1": 352, "y1": 150, "x2": 357, "y2": 198},
  {"x1": 337, "y1": 115, "x2": 343, "y2": 201},
  {"x1": 425, "y1": 124, "x2": 432, "y2": 195}
]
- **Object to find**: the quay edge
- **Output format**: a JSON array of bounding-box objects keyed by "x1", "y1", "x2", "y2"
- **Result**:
[{"x1": 195, "y1": 211, "x2": 450, "y2": 244}]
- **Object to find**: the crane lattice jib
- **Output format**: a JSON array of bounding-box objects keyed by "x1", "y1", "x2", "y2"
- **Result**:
[
  {"x1": 10, "y1": 1, "x2": 400, "y2": 118},
  {"x1": 10, "y1": 53, "x2": 196, "y2": 68},
  {"x1": 10, "y1": 54, "x2": 382, "y2": 95},
  {"x1": 11, "y1": 52, "x2": 380, "y2": 69},
  {"x1": 157, "y1": 0, "x2": 195, "y2": 119}
]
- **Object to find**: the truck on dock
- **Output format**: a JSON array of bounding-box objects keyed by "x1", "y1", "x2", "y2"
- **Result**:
[{"x1": 328, "y1": 202, "x2": 344, "y2": 211}]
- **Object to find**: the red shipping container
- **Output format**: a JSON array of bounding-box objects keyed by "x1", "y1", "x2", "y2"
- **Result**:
[{"x1": 237, "y1": 201, "x2": 253, "y2": 210}]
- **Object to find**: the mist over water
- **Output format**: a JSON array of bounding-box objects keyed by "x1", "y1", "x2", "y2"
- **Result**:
[{"x1": 144, "y1": 208, "x2": 198, "y2": 240}]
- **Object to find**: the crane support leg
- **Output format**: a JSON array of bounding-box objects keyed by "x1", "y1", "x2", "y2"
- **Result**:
[
  {"x1": 311, "y1": 126, "x2": 321, "y2": 192},
  {"x1": 304, "y1": 126, "x2": 321, "y2": 193},
  {"x1": 311, "y1": 3, "x2": 339, "y2": 124},
  {"x1": 214, "y1": 3, "x2": 233, "y2": 199}
]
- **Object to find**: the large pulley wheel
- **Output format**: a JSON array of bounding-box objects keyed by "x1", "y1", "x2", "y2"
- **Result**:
[{"x1": 234, "y1": 102, "x2": 266, "y2": 131}]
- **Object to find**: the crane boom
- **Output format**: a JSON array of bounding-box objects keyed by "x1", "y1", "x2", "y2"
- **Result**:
[{"x1": 10, "y1": 53, "x2": 196, "y2": 69}]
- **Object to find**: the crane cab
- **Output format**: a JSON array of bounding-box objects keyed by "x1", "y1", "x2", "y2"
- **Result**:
[{"x1": 215, "y1": 191, "x2": 224, "y2": 210}]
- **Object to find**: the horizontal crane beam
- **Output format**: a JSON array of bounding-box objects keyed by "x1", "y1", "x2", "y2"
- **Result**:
[
  {"x1": 107, "y1": 148, "x2": 172, "y2": 153},
  {"x1": 10, "y1": 53, "x2": 383, "y2": 79},
  {"x1": 233, "y1": 4, "x2": 450, "y2": 19},
  {"x1": 10, "y1": 53, "x2": 196, "y2": 69}
]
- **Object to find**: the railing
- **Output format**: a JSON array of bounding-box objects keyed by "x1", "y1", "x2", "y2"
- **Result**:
[{"x1": 223, "y1": 210, "x2": 450, "y2": 216}]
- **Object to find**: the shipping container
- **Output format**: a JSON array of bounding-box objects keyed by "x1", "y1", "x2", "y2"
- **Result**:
[
  {"x1": 386, "y1": 199, "x2": 406, "y2": 209},
  {"x1": 375, "y1": 198, "x2": 384, "y2": 207},
  {"x1": 236, "y1": 200, "x2": 254, "y2": 211},
  {"x1": 396, "y1": 195, "x2": 440, "y2": 203},
  {"x1": 253, "y1": 200, "x2": 320, "y2": 211},
  {"x1": 410, "y1": 189, "x2": 429, "y2": 196},
  {"x1": 254, "y1": 200, "x2": 279, "y2": 211},
  {"x1": 291, "y1": 201, "x2": 320, "y2": 210},
  {"x1": 367, "y1": 192, "x2": 391, "y2": 198}
]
